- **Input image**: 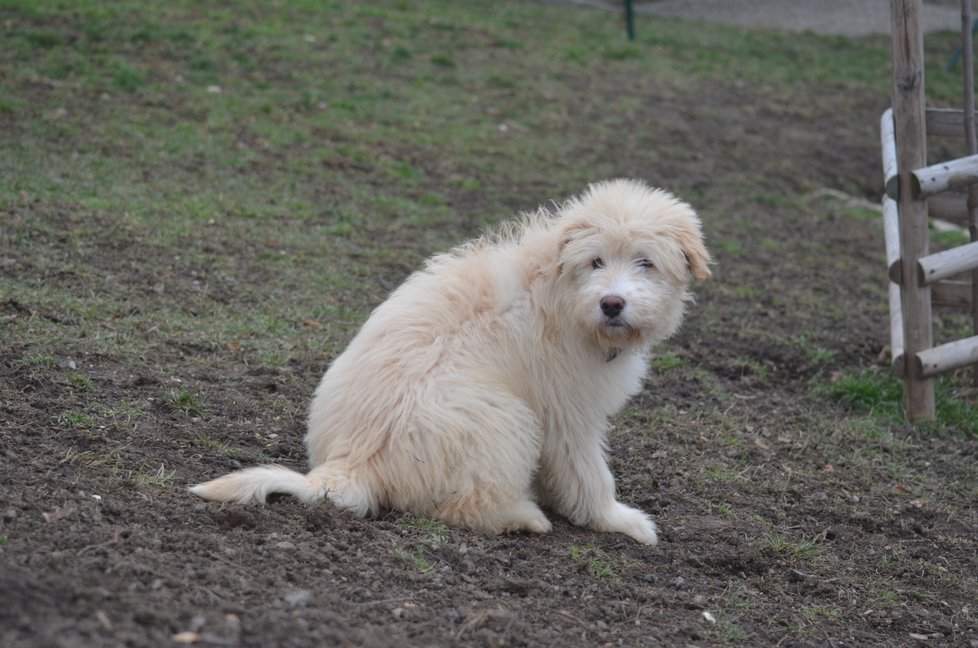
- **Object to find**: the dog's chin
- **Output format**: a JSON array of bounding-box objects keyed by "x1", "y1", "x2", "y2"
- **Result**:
[{"x1": 592, "y1": 318, "x2": 645, "y2": 348}]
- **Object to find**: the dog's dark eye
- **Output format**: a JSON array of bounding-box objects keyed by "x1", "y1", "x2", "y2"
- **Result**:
[
  {"x1": 639, "y1": 259, "x2": 655, "y2": 270},
  {"x1": 591, "y1": 257, "x2": 605, "y2": 270}
]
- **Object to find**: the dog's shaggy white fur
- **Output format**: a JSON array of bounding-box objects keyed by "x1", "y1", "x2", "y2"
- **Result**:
[{"x1": 191, "y1": 179, "x2": 710, "y2": 544}]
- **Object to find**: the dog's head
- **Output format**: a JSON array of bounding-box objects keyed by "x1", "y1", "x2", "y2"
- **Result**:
[{"x1": 554, "y1": 179, "x2": 711, "y2": 350}]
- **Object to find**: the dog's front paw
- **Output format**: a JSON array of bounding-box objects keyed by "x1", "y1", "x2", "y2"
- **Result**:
[{"x1": 592, "y1": 501, "x2": 659, "y2": 545}]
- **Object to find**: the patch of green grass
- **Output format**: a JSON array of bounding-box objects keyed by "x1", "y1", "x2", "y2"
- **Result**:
[
  {"x1": 195, "y1": 434, "x2": 271, "y2": 464},
  {"x1": 817, "y1": 368, "x2": 978, "y2": 434},
  {"x1": 703, "y1": 463, "x2": 742, "y2": 483},
  {"x1": 713, "y1": 619, "x2": 744, "y2": 643},
  {"x1": 602, "y1": 44, "x2": 642, "y2": 61},
  {"x1": 731, "y1": 286, "x2": 759, "y2": 303},
  {"x1": 760, "y1": 534, "x2": 819, "y2": 560},
  {"x1": 125, "y1": 464, "x2": 175, "y2": 486},
  {"x1": 819, "y1": 368, "x2": 904, "y2": 419},
  {"x1": 99, "y1": 403, "x2": 142, "y2": 424},
  {"x1": 56, "y1": 411, "x2": 94, "y2": 428},
  {"x1": 731, "y1": 359, "x2": 771, "y2": 382},
  {"x1": 62, "y1": 446, "x2": 125, "y2": 473},
  {"x1": 18, "y1": 354, "x2": 58, "y2": 368},
  {"x1": 802, "y1": 604, "x2": 840, "y2": 621},
  {"x1": 570, "y1": 544, "x2": 620, "y2": 581},
  {"x1": 68, "y1": 373, "x2": 93, "y2": 390},
  {"x1": 429, "y1": 53, "x2": 455, "y2": 68},
  {"x1": 650, "y1": 353, "x2": 683, "y2": 371},
  {"x1": 876, "y1": 589, "x2": 900, "y2": 604},
  {"x1": 394, "y1": 547, "x2": 432, "y2": 573},
  {"x1": 400, "y1": 515, "x2": 452, "y2": 546},
  {"x1": 715, "y1": 238, "x2": 744, "y2": 256},
  {"x1": 720, "y1": 582, "x2": 754, "y2": 611},
  {"x1": 112, "y1": 62, "x2": 145, "y2": 91},
  {"x1": 165, "y1": 388, "x2": 207, "y2": 417},
  {"x1": 759, "y1": 238, "x2": 783, "y2": 253},
  {"x1": 930, "y1": 226, "x2": 969, "y2": 250},
  {"x1": 62, "y1": 446, "x2": 174, "y2": 486},
  {"x1": 711, "y1": 502, "x2": 734, "y2": 517},
  {"x1": 791, "y1": 334, "x2": 836, "y2": 365},
  {"x1": 196, "y1": 434, "x2": 234, "y2": 453}
]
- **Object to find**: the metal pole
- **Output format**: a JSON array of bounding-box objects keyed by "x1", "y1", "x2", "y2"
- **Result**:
[{"x1": 625, "y1": 0, "x2": 635, "y2": 41}]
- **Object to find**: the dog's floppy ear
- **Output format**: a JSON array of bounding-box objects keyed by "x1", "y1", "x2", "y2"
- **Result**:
[
  {"x1": 665, "y1": 211, "x2": 712, "y2": 281},
  {"x1": 555, "y1": 219, "x2": 590, "y2": 274},
  {"x1": 678, "y1": 226, "x2": 712, "y2": 281}
]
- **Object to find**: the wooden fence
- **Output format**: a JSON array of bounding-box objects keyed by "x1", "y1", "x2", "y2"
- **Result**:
[{"x1": 881, "y1": 0, "x2": 978, "y2": 420}]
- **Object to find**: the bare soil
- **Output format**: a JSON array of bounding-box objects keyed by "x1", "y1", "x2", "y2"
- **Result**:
[{"x1": 2, "y1": 6, "x2": 978, "y2": 648}]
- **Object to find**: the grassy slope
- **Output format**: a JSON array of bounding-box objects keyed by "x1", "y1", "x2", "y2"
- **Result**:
[{"x1": 0, "y1": 0, "x2": 953, "y2": 361}]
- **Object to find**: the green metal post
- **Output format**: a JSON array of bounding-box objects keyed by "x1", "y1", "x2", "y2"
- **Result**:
[{"x1": 625, "y1": 0, "x2": 635, "y2": 41}]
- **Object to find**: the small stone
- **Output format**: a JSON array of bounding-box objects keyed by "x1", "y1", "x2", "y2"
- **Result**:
[
  {"x1": 274, "y1": 541, "x2": 296, "y2": 551},
  {"x1": 172, "y1": 631, "x2": 200, "y2": 644},
  {"x1": 284, "y1": 590, "x2": 312, "y2": 607},
  {"x1": 2, "y1": 508, "x2": 17, "y2": 522}
]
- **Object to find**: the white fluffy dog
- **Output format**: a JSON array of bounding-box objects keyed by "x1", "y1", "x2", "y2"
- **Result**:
[{"x1": 191, "y1": 179, "x2": 710, "y2": 544}]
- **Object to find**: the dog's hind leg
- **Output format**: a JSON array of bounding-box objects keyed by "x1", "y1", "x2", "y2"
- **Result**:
[
  {"x1": 495, "y1": 499, "x2": 552, "y2": 534},
  {"x1": 396, "y1": 386, "x2": 548, "y2": 536},
  {"x1": 434, "y1": 496, "x2": 551, "y2": 536},
  {"x1": 306, "y1": 462, "x2": 377, "y2": 517}
]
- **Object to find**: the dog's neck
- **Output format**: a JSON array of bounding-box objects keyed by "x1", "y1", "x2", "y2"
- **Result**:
[{"x1": 605, "y1": 347, "x2": 622, "y2": 362}]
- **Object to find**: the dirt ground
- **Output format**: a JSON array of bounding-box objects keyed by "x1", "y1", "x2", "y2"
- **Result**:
[{"x1": 3, "y1": 3, "x2": 978, "y2": 648}]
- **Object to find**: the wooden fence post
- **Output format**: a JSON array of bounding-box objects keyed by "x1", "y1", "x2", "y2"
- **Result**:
[{"x1": 890, "y1": 0, "x2": 936, "y2": 419}]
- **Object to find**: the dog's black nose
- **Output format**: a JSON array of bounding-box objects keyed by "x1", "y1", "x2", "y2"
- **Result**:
[{"x1": 600, "y1": 295, "x2": 625, "y2": 319}]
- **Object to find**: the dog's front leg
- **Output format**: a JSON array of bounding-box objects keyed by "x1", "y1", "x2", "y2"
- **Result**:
[{"x1": 539, "y1": 435, "x2": 658, "y2": 545}]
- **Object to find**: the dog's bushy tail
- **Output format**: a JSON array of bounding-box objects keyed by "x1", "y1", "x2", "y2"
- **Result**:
[
  {"x1": 190, "y1": 464, "x2": 376, "y2": 516},
  {"x1": 189, "y1": 465, "x2": 325, "y2": 505}
]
